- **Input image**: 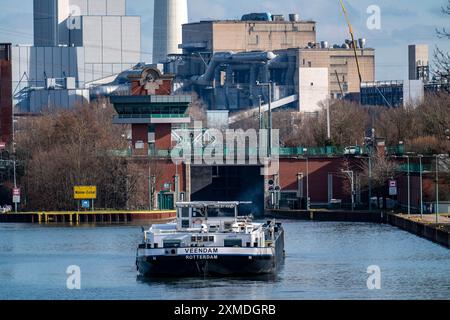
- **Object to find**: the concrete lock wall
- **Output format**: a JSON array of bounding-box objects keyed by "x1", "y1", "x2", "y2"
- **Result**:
[{"x1": 298, "y1": 67, "x2": 329, "y2": 113}]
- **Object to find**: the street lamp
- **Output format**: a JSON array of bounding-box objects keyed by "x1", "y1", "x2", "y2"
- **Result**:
[
  {"x1": 435, "y1": 154, "x2": 443, "y2": 224},
  {"x1": 405, "y1": 155, "x2": 411, "y2": 217},
  {"x1": 342, "y1": 170, "x2": 355, "y2": 211},
  {"x1": 391, "y1": 155, "x2": 411, "y2": 216},
  {"x1": 356, "y1": 155, "x2": 372, "y2": 211},
  {"x1": 303, "y1": 148, "x2": 310, "y2": 211},
  {"x1": 418, "y1": 154, "x2": 424, "y2": 219},
  {"x1": 256, "y1": 81, "x2": 273, "y2": 156}
]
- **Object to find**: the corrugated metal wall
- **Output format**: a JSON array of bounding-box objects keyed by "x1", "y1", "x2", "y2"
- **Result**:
[{"x1": 30, "y1": 89, "x2": 89, "y2": 113}]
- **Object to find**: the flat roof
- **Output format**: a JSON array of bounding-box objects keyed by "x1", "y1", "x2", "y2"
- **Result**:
[
  {"x1": 110, "y1": 95, "x2": 192, "y2": 104},
  {"x1": 275, "y1": 47, "x2": 376, "y2": 53},
  {"x1": 184, "y1": 20, "x2": 316, "y2": 26}
]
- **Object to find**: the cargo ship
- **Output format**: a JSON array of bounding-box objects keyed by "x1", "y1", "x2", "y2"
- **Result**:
[{"x1": 136, "y1": 201, "x2": 285, "y2": 277}]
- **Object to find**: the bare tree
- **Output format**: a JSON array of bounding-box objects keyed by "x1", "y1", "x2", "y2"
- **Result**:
[
  {"x1": 355, "y1": 154, "x2": 399, "y2": 209},
  {"x1": 15, "y1": 100, "x2": 140, "y2": 211},
  {"x1": 434, "y1": 1, "x2": 450, "y2": 85}
]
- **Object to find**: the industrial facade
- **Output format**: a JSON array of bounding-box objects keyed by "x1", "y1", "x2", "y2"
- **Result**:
[
  {"x1": 408, "y1": 44, "x2": 429, "y2": 81},
  {"x1": 12, "y1": 0, "x2": 141, "y2": 113},
  {"x1": 181, "y1": 18, "x2": 316, "y2": 53},
  {"x1": 165, "y1": 13, "x2": 375, "y2": 113}
]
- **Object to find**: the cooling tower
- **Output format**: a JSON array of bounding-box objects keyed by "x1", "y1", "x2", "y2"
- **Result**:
[{"x1": 153, "y1": 0, "x2": 188, "y2": 63}]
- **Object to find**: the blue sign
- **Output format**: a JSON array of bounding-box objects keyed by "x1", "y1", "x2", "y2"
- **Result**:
[{"x1": 81, "y1": 200, "x2": 90, "y2": 209}]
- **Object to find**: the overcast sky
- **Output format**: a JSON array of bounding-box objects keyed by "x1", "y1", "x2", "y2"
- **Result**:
[{"x1": 0, "y1": 0, "x2": 449, "y2": 80}]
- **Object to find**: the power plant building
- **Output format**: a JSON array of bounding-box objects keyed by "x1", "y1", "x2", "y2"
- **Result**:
[
  {"x1": 181, "y1": 17, "x2": 316, "y2": 53},
  {"x1": 11, "y1": 0, "x2": 141, "y2": 113},
  {"x1": 408, "y1": 44, "x2": 429, "y2": 81},
  {"x1": 166, "y1": 13, "x2": 375, "y2": 113}
]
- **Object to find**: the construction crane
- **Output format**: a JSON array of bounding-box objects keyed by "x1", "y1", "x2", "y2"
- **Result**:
[{"x1": 339, "y1": 0, "x2": 362, "y2": 83}]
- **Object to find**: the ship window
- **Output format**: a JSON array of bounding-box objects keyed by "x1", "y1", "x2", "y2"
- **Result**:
[
  {"x1": 246, "y1": 242, "x2": 251, "y2": 247},
  {"x1": 181, "y1": 208, "x2": 190, "y2": 218},
  {"x1": 209, "y1": 236, "x2": 215, "y2": 242},
  {"x1": 163, "y1": 239, "x2": 182, "y2": 248},
  {"x1": 254, "y1": 242, "x2": 258, "y2": 247},
  {"x1": 182, "y1": 220, "x2": 190, "y2": 228},
  {"x1": 224, "y1": 239, "x2": 242, "y2": 248},
  {"x1": 191, "y1": 236, "x2": 196, "y2": 242},
  {"x1": 154, "y1": 243, "x2": 158, "y2": 248},
  {"x1": 203, "y1": 236, "x2": 209, "y2": 242}
]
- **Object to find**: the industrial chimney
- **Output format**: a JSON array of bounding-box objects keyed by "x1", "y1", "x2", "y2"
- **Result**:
[{"x1": 153, "y1": 0, "x2": 188, "y2": 63}]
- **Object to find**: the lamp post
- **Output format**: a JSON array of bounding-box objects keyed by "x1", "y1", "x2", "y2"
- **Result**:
[
  {"x1": 326, "y1": 100, "x2": 331, "y2": 140},
  {"x1": 258, "y1": 95, "x2": 263, "y2": 130},
  {"x1": 303, "y1": 148, "x2": 310, "y2": 211},
  {"x1": 256, "y1": 81, "x2": 273, "y2": 156},
  {"x1": 405, "y1": 155, "x2": 411, "y2": 217},
  {"x1": 342, "y1": 170, "x2": 355, "y2": 211},
  {"x1": 418, "y1": 155, "x2": 423, "y2": 219},
  {"x1": 391, "y1": 155, "x2": 411, "y2": 216},
  {"x1": 368, "y1": 156, "x2": 372, "y2": 212},
  {"x1": 355, "y1": 155, "x2": 372, "y2": 211},
  {"x1": 435, "y1": 154, "x2": 440, "y2": 224}
]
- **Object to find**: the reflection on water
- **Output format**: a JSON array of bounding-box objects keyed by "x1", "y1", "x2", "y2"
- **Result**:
[
  {"x1": 0, "y1": 221, "x2": 449, "y2": 300},
  {"x1": 137, "y1": 272, "x2": 281, "y2": 287}
]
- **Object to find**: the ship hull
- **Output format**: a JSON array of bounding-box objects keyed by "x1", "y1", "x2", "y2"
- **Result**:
[{"x1": 137, "y1": 230, "x2": 285, "y2": 277}]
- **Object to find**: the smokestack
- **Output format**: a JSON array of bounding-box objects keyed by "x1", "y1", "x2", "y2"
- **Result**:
[{"x1": 153, "y1": 0, "x2": 188, "y2": 64}]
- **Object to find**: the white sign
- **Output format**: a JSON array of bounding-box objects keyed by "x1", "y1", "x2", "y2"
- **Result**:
[
  {"x1": 389, "y1": 187, "x2": 397, "y2": 196},
  {"x1": 12, "y1": 188, "x2": 20, "y2": 203}
]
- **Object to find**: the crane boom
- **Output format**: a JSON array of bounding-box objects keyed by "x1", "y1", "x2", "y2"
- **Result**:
[{"x1": 339, "y1": 0, "x2": 363, "y2": 83}]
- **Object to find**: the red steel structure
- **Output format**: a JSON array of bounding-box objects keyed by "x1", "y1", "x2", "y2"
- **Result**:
[{"x1": 0, "y1": 43, "x2": 12, "y2": 146}]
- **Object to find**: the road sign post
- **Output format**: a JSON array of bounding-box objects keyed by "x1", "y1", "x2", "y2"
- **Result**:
[
  {"x1": 74, "y1": 186, "x2": 97, "y2": 212},
  {"x1": 12, "y1": 188, "x2": 20, "y2": 206}
]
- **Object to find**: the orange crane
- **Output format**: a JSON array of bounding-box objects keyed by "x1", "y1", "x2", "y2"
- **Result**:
[{"x1": 339, "y1": 0, "x2": 362, "y2": 83}]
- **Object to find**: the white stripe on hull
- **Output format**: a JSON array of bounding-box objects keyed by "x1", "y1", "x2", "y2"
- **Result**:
[{"x1": 137, "y1": 247, "x2": 274, "y2": 258}]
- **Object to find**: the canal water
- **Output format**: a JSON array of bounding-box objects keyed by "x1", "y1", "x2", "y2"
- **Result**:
[{"x1": 0, "y1": 221, "x2": 449, "y2": 300}]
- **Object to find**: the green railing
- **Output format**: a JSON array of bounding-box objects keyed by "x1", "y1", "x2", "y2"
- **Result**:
[
  {"x1": 111, "y1": 144, "x2": 407, "y2": 159},
  {"x1": 118, "y1": 113, "x2": 189, "y2": 119}
]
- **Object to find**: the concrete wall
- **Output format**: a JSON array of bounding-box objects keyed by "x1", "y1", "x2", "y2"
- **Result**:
[
  {"x1": 296, "y1": 48, "x2": 375, "y2": 95},
  {"x1": 298, "y1": 67, "x2": 329, "y2": 113},
  {"x1": 74, "y1": 15, "x2": 141, "y2": 66},
  {"x1": 403, "y1": 80, "x2": 424, "y2": 106},
  {"x1": 409, "y1": 44, "x2": 429, "y2": 80},
  {"x1": 183, "y1": 20, "x2": 316, "y2": 54},
  {"x1": 34, "y1": 0, "x2": 128, "y2": 47}
]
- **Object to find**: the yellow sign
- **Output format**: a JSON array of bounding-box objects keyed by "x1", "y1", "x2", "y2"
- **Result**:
[{"x1": 74, "y1": 186, "x2": 97, "y2": 200}]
